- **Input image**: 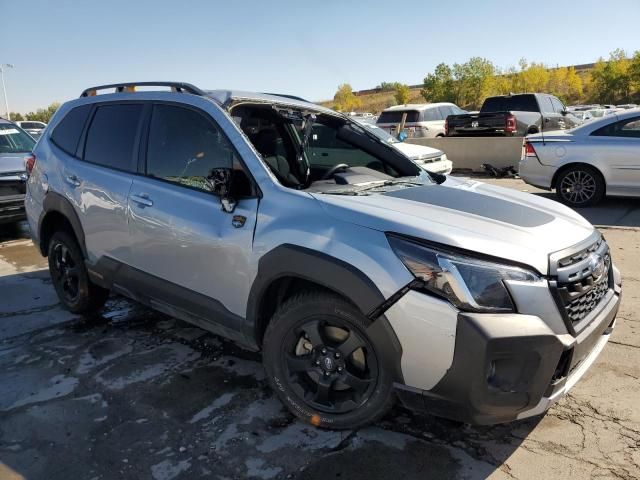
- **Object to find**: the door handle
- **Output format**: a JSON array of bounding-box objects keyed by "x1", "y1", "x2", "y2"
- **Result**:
[
  {"x1": 131, "y1": 194, "x2": 153, "y2": 207},
  {"x1": 65, "y1": 174, "x2": 80, "y2": 187}
]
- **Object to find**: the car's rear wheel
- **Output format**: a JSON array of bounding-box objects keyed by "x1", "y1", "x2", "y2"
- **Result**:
[
  {"x1": 48, "y1": 231, "x2": 109, "y2": 314},
  {"x1": 263, "y1": 291, "x2": 394, "y2": 429},
  {"x1": 556, "y1": 166, "x2": 605, "y2": 207}
]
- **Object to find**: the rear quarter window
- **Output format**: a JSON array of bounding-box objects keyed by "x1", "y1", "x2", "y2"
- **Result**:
[
  {"x1": 377, "y1": 110, "x2": 420, "y2": 123},
  {"x1": 50, "y1": 104, "x2": 92, "y2": 156}
]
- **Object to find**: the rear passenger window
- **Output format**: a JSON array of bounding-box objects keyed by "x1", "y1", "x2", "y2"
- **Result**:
[
  {"x1": 592, "y1": 117, "x2": 640, "y2": 138},
  {"x1": 51, "y1": 104, "x2": 92, "y2": 156},
  {"x1": 421, "y1": 109, "x2": 440, "y2": 121},
  {"x1": 84, "y1": 104, "x2": 142, "y2": 171},
  {"x1": 146, "y1": 104, "x2": 240, "y2": 193}
]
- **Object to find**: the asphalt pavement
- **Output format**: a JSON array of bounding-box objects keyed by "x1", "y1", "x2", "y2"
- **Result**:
[{"x1": 0, "y1": 178, "x2": 639, "y2": 480}]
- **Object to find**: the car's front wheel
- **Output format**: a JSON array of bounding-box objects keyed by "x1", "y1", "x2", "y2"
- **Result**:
[
  {"x1": 263, "y1": 291, "x2": 394, "y2": 429},
  {"x1": 48, "y1": 231, "x2": 110, "y2": 314},
  {"x1": 556, "y1": 165, "x2": 605, "y2": 207}
]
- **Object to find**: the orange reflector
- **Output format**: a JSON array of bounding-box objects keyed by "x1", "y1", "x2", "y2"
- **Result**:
[
  {"x1": 123, "y1": 86, "x2": 136, "y2": 93},
  {"x1": 86, "y1": 89, "x2": 96, "y2": 96},
  {"x1": 310, "y1": 415, "x2": 321, "y2": 426}
]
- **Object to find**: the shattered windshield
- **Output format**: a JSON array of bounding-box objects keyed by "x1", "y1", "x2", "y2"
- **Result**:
[{"x1": 232, "y1": 104, "x2": 430, "y2": 192}]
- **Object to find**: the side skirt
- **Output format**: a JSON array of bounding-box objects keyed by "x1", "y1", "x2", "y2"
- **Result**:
[{"x1": 87, "y1": 256, "x2": 253, "y2": 349}]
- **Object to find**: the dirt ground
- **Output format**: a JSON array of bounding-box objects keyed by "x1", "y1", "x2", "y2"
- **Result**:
[{"x1": 0, "y1": 178, "x2": 639, "y2": 480}]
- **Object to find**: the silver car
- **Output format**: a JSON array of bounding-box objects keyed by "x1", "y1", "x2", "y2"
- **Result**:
[
  {"x1": 26, "y1": 82, "x2": 621, "y2": 429},
  {"x1": 0, "y1": 119, "x2": 35, "y2": 225},
  {"x1": 520, "y1": 108, "x2": 640, "y2": 206}
]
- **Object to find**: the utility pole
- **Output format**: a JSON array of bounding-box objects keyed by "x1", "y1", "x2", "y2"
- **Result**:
[{"x1": 0, "y1": 64, "x2": 14, "y2": 121}]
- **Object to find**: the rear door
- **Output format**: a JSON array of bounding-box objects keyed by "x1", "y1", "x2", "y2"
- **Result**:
[
  {"x1": 62, "y1": 102, "x2": 143, "y2": 265},
  {"x1": 539, "y1": 95, "x2": 560, "y2": 131},
  {"x1": 127, "y1": 102, "x2": 259, "y2": 326},
  {"x1": 589, "y1": 116, "x2": 640, "y2": 193}
]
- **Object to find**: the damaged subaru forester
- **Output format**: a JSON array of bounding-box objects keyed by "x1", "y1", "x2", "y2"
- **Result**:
[{"x1": 25, "y1": 82, "x2": 621, "y2": 429}]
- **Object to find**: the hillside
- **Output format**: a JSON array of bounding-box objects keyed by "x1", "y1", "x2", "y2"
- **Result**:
[{"x1": 319, "y1": 62, "x2": 598, "y2": 113}]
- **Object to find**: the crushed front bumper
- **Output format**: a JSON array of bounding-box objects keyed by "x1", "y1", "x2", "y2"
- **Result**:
[{"x1": 395, "y1": 287, "x2": 620, "y2": 425}]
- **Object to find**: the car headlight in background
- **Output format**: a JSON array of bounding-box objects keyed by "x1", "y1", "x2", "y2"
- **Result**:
[{"x1": 387, "y1": 235, "x2": 541, "y2": 313}]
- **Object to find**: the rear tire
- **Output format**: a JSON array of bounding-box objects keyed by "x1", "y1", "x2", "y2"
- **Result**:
[
  {"x1": 48, "y1": 231, "x2": 109, "y2": 314},
  {"x1": 555, "y1": 165, "x2": 605, "y2": 207},
  {"x1": 263, "y1": 291, "x2": 394, "y2": 430}
]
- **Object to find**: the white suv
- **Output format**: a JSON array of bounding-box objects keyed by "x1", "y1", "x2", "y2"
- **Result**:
[{"x1": 376, "y1": 103, "x2": 465, "y2": 138}]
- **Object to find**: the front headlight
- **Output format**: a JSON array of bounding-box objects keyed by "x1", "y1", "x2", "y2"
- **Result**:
[{"x1": 388, "y1": 235, "x2": 540, "y2": 313}]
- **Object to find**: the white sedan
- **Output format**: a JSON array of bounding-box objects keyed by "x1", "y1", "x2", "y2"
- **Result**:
[
  {"x1": 520, "y1": 109, "x2": 640, "y2": 207},
  {"x1": 358, "y1": 122, "x2": 453, "y2": 174}
]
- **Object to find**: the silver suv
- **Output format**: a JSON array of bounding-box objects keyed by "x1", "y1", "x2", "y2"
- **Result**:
[{"x1": 26, "y1": 82, "x2": 622, "y2": 429}]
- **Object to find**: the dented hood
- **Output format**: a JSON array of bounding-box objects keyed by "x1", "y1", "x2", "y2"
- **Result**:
[{"x1": 310, "y1": 177, "x2": 595, "y2": 275}]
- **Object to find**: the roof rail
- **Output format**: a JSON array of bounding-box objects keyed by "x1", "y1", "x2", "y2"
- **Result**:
[
  {"x1": 261, "y1": 92, "x2": 310, "y2": 103},
  {"x1": 80, "y1": 82, "x2": 206, "y2": 98}
]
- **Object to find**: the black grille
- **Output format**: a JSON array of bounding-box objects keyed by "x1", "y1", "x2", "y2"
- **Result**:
[
  {"x1": 560, "y1": 272, "x2": 610, "y2": 324},
  {"x1": 552, "y1": 237, "x2": 612, "y2": 328}
]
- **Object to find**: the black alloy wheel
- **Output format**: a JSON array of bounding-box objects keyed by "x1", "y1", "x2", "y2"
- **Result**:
[
  {"x1": 263, "y1": 292, "x2": 394, "y2": 429},
  {"x1": 281, "y1": 317, "x2": 378, "y2": 414},
  {"x1": 51, "y1": 241, "x2": 81, "y2": 303}
]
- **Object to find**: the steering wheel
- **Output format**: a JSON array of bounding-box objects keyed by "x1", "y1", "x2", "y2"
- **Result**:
[{"x1": 321, "y1": 163, "x2": 350, "y2": 180}]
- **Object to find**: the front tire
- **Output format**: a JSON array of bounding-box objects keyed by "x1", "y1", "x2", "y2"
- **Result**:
[
  {"x1": 263, "y1": 292, "x2": 394, "y2": 429},
  {"x1": 555, "y1": 166, "x2": 605, "y2": 207},
  {"x1": 48, "y1": 231, "x2": 109, "y2": 314}
]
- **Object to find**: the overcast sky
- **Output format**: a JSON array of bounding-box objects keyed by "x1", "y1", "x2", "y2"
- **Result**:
[{"x1": 2, "y1": 0, "x2": 640, "y2": 113}]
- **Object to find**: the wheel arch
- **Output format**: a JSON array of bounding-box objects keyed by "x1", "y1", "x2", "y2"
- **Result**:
[
  {"x1": 38, "y1": 192, "x2": 86, "y2": 257},
  {"x1": 245, "y1": 244, "x2": 386, "y2": 347},
  {"x1": 246, "y1": 244, "x2": 405, "y2": 383},
  {"x1": 551, "y1": 162, "x2": 606, "y2": 191}
]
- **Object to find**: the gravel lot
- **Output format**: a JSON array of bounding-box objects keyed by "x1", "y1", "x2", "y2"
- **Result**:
[{"x1": 0, "y1": 177, "x2": 639, "y2": 480}]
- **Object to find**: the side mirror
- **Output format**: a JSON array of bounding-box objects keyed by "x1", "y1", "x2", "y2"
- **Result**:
[
  {"x1": 207, "y1": 167, "x2": 237, "y2": 213},
  {"x1": 561, "y1": 110, "x2": 569, "y2": 116},
  {"x1": 398, "y1": 131, "x2": 408, "y2": 142}
]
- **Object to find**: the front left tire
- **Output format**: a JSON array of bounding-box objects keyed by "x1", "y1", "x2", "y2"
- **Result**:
[{"x1": 262, "y1": 291, "x2": 394, "y2": 429}]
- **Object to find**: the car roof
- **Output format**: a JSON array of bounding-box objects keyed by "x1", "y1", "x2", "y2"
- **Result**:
[
  {"x1": 382, "y1": 103, "x2": 453, "y2": 112},
  {"x1": 571, "y1": 107, "x2": 640, "y2": 135},
  {"x1": 205, "y1": 89, "x2": 336, "y2": 115}
]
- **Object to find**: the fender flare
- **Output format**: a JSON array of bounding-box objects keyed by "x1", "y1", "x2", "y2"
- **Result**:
[
  {"x1": 39, "y1": 192, "x2": 87, "y2": 257},
  {"x1": 245, "y1": 244, "x2": 405, "y2": 382}
]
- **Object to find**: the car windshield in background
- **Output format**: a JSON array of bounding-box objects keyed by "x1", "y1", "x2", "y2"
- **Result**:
[
  {"x1": 0, "y1": 124, "x2": 36, "y2": 154},
  {"x1": 362, "y1": 124, "x2": 399, "y2": 144},
  {"x1": 377, "y1": 110, "x2": 420, "y2": 123},
  {"x1": 482, "y1": 95, "x2": 538, "y2": 113}
]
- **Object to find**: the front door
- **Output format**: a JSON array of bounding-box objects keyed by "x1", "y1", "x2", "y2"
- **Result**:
[{"x1": 127, "y1": 103, "x2": 258, "y2": 333}]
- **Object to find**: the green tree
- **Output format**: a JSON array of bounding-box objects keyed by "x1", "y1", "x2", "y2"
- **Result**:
[
  {"x1": 454, "y1": 57, "x2": 496, "y2": 108},
  {"x1": 628, "y1": 50, "x2": 640, "y2": 99},
  {"x1": 421, "y1": 63, "x2": 455, "y2": 103},
  {"x1": 514, "y1": 59, "x2": 550, "y2": 93},
  {"x1": 590, "y1": 49, "x2": 630, "y2": 103},
  {"x1": 394, "y1": 83, "x2": 410, "y2": 105},
  {"x1": 25, "y1": 102, "x2": 60, "y2": 123},
  {"x1": 376, "y1": 81, "x2": 399, "y2": 91},
  {"x1": 333, "y1": 84, "x2": 361, "y2": 112},
  {"x1": 9, "y1": 112, "x2": 24, "y2": 121}
]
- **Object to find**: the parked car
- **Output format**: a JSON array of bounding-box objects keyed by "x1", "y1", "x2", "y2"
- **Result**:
[
  {"x1": 27, "y1": 81, "x2": 621, "y2": 429},
  {"x1": 520, "y1": 109, "x2": 640, "y2": 207},
  {"x1": 376, "y1": 103, "x2": 465, "y2": 138},
  {"x1": 446, "y1": 93, "x2": 579, "y2": 137},
  {"x1": 15, "y1": 120, "x2": 47, "y2": 139},
  {"x1": 0, "y1": 119, "x2": 35, "y2": 225},
  {"x1": 354, "y1": 121, "x2": 453, "y2": 174},
  {"x1": 569, "y1": 111, "x2": 593, "y2": 123}
]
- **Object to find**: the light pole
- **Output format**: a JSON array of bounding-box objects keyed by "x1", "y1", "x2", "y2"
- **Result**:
[{"x1": 0, "y1": 64, "x2": 14, "y2": 121}]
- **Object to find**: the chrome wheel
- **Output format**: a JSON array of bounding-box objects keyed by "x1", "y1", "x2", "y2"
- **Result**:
[{"x1": 559, "y1": 170, "x2": 597, "y2": 205}]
